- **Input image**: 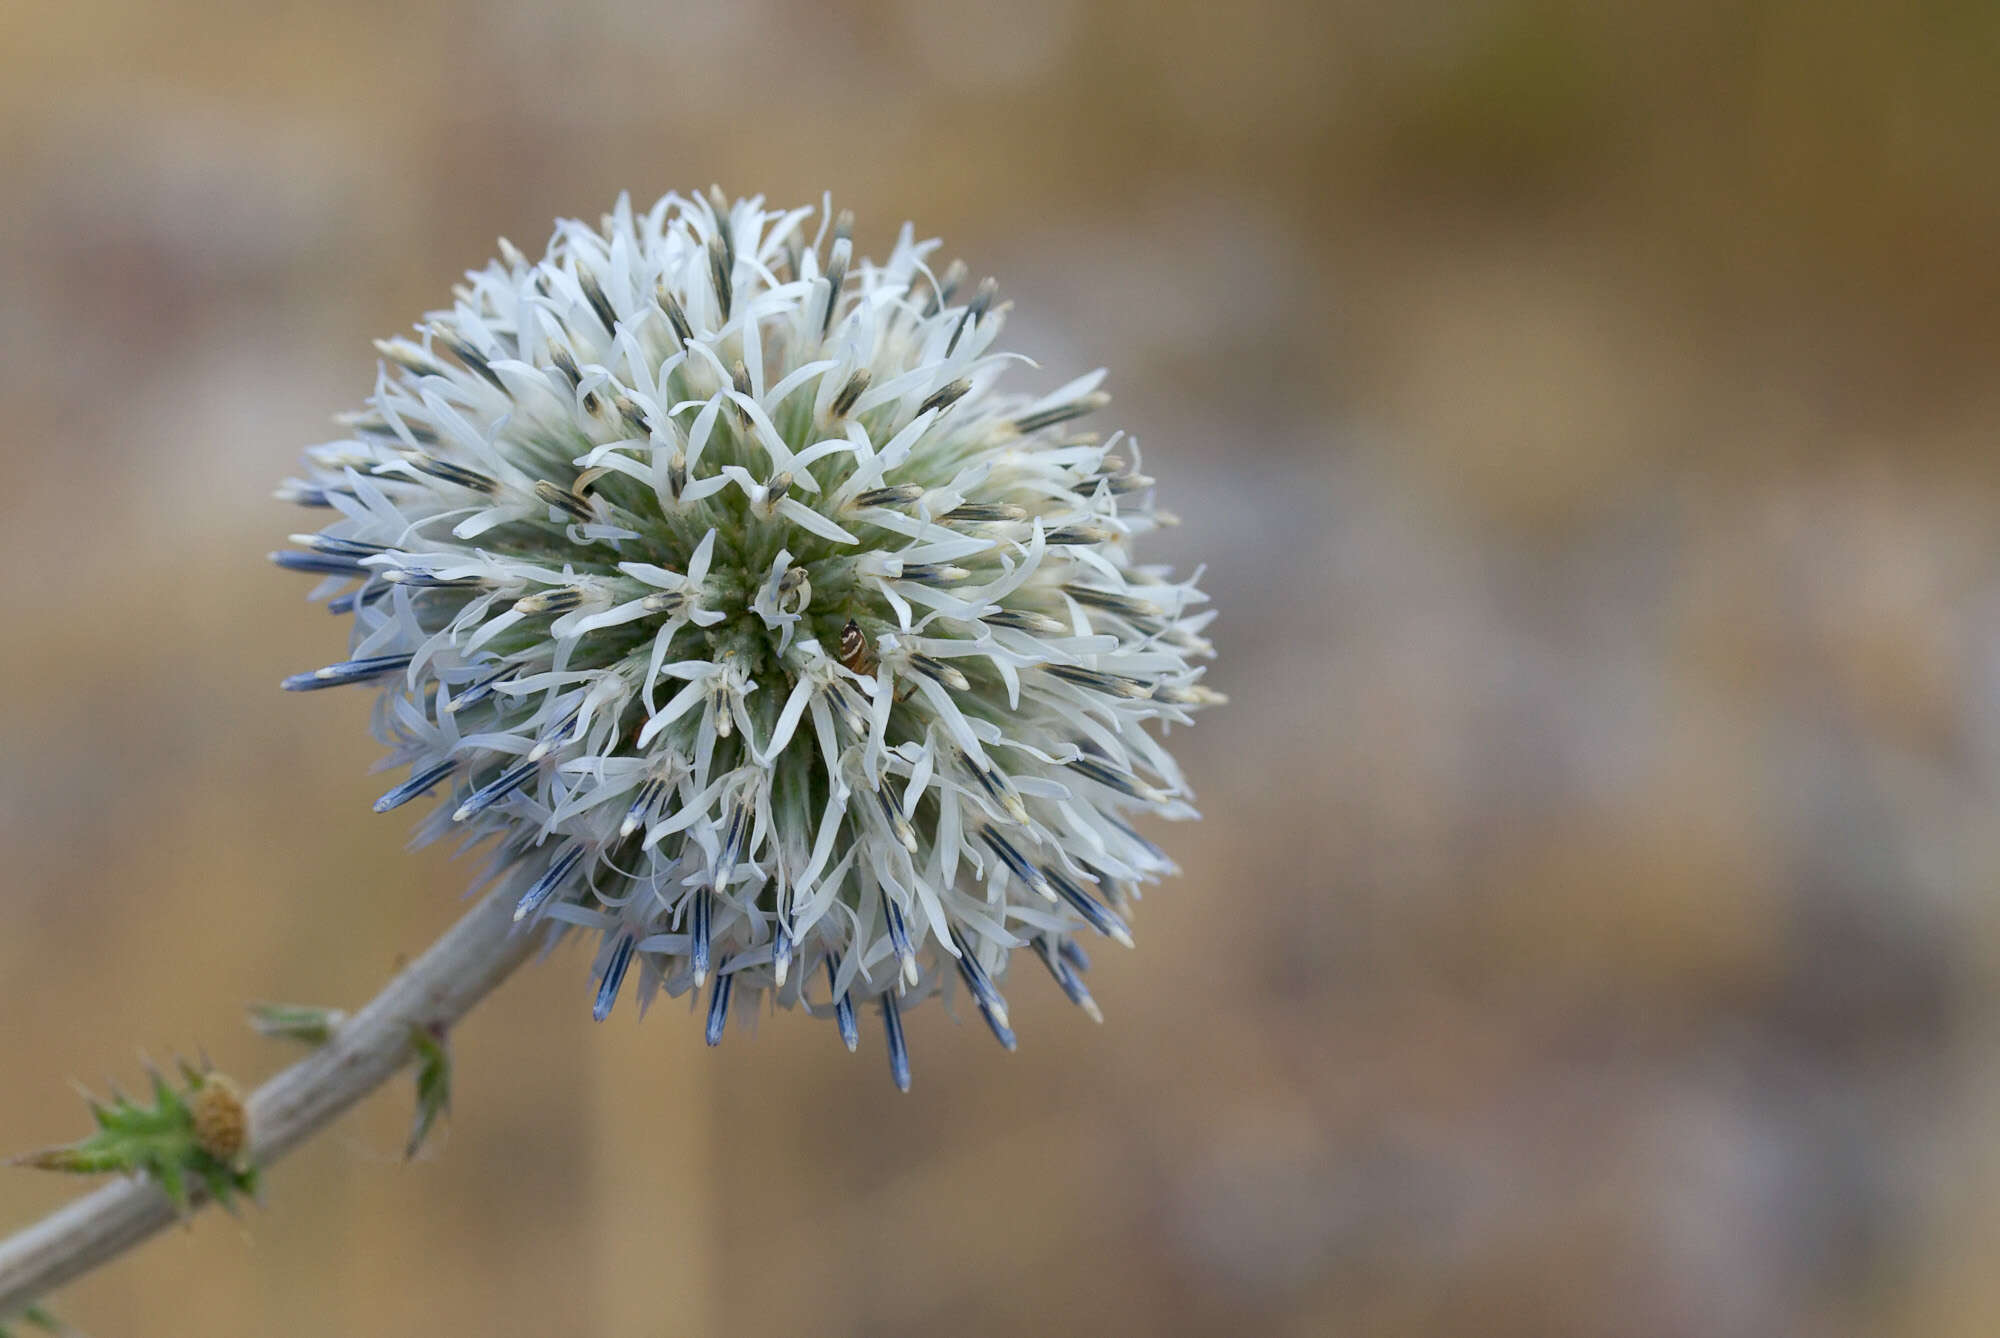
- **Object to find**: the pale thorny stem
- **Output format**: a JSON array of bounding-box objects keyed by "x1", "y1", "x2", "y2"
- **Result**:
[{"x1": 0, "y1": 886, "x2": 539, "y2": 1318}]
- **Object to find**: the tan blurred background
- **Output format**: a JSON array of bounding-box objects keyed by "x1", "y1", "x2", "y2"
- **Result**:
[{"x1": 5, "y1": 1, "x2": 2000, "y2": 1334}]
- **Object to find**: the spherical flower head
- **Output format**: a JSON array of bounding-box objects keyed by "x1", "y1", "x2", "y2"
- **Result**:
[{"x1": 274, "y1": 190, "x2": 1220, "y2": 1088}]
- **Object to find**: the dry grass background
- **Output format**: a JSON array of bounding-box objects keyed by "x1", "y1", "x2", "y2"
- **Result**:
[{"x1": 4, "y1": 1, "x2": 2000, "y2": 1334}]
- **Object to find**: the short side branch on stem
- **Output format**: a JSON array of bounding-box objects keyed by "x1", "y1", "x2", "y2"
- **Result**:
[{"x1": 0, "y1": 886, "x2": 541, "y2": 1317}]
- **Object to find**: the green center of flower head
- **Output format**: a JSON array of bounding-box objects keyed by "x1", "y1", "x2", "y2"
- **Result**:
[{"x1": 275, "y1": 190, "x2": 1219, "y2": 1088}]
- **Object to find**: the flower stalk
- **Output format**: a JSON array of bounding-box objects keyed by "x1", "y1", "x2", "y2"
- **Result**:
[{"x1": 0, "y1": 886, "x2": 538, "y2": 1317}]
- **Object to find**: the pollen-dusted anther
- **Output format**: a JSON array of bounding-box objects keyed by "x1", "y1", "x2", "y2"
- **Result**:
[
  {"x1": 849, "y1": 483, "x2": 924, "y2": 511},
  {"x1": 897, "y1": 563, "x2": 968, "y2": 585},
  {"x1": 275, "y1": 191, "x2": 1215, "y2": 1086},
  {"x1": 947, "y1": 277, "x2": 998, "y2": 357},
  {"x1": 924, "y1": 258, "x2": 967, "y2": 317},
  {"x1": 945, "y1": 502, "x2": 1027, "y2": 523},
  {"x1": 400, "y1": 452, "x2": 498, "y2": 494},
  {"x1": 707, "y1": 233, "x2": 733, "y2": 321},
  {"x1": 1015, "y1": 391, "x2": 1111, "y2": 435},
  {"x1": 1043, "y1": 663, "x2": 1154, "y2": 699},
  {"x1": 1046, "y1": 522, "x2": 1116, "y2": 546},
  {"x1": 777, "y1": 565, "x2": 811, "y2": 613},
  {"x1": 427, "y1": 324, "x2": 507, "y2": 391},
  {"x1": 579, "y1": 268, "x2": 619, "y2": 337},
  {"x1": 830, "y1": 367, "x2": 870, "y2": 419},
  {"x1": 907, "y1": 653, "x2": 970, "y2": 692},
  {"x1": 513, "y1": 585, "x2": 586, "y2": 615},
  {"x1": 282, "y1": 654, "x2": 413, "y2": 692},
  {"x1": 985, "y1": 608, "x2": 1069, "y2": 635},
  {"x1": 551, "y1": 347, "x2": 582, "y2": 387},
  {"x1": 1064, "y1": 584, "x2": 1164, "y2": 619},
  {"x1": 271, "y1": 549, "x2": 368, "y2": 578},
  {"x1": 533, "y1": 480, "x2": 595, "y2": 522},
  {"x1": 759, "y1": 471, "x2": 793, "y2": 515},
  {"x1": 917, "y1": 378, "x2": 971, "y2": 416},
  {"x1": 821, "y1": 210, "x2": 854, "y2": 336},
  {"x1": 657, "y1": 282, "x2": 694, "y2": 348},
  {"x1": 374, "y1": 337, "x2": 444, "y2": 378},
  {"x1": 641, "y1": 590, "x2": 687, "y2": 615}
]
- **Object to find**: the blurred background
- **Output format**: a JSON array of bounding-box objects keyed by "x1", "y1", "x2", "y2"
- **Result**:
[{"x1": 4, "y1": 1, "x2": 2000, "y2": 1334}]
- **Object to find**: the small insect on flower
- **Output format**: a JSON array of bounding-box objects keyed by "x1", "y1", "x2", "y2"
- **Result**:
[
  {"x1": 835, "y1": 618, "x2": 876, "y2": 676},
  {"x1": 274, "y1": 190, "x2": 1220, "y2": 1088}
]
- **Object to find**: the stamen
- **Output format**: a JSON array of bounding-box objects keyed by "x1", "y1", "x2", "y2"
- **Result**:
[
  {"x1": 985, "y1": 608, "x2": 1068, "y2": 634},
  {"x1": 282, "y1": 654, "x2": 414, "y2": 692},
  {"x1": 924, "y1": 258, "x2": 967, "y2": 317},
  {"x1": 291, "y1": 533, "x2": 390, "y2": 558},
  {"x1": 948, "y1": 925, "x2": 1015, "y2": 1048},
  {"x1": 827, "y1": 956, "x2": 859, "y2": 1052},
  {"x1": 898, "y1": 564, "x2": 970, "y2": 584},
  {"x1": 592, "y1": 932, "x2": 635, "y2": 1021},
  {"x1": 533, "y1": 480, "x2": 595, "y2": 522},
  {"x1": 455, "y1": 757, "x2": 539, "y2": 820},
  {"x1": 850, "y1": 483, "x2": 925, "y2": 510},
  {"x1": 830, "y1": 367, "x2": 870, "y2": 418},
  {"x1": 1064, "y1": 585, "x2": 1163, "y2": 619},
  {"x1": 944, "y1": 502, "x2": 1027, "y2": 523},
  {"x1": 691, "y1": 886, "x2": 713, "y2": 987},
  {"x1": 884, "y1": 894, "x2": 919, "y2": 987},
  {"x1": 946, "y1": 277, "x2": 997, "y2": 357},
  {"x1": 707, "y1": 233, "x2": 733, "y2": 321},
  {"x1": 917, "y1": 378, "x2": 971, "y2": 416},
  {"x1": 978, "y1": 827, "x2": 1053, "y2": 900},
  {"x1": 445, "y1": 666, "x2": 512, "y2": 714},
  {"x1": 1045, "y1": 523, "x2": 1115, "y2": 546},
  {"x1": 772, "y1": 925, "x2": 793, "y2": 989},
  {"x1": 965, "y1": 754, "x2": 1032, "y2": 825},
  {"x1": 381, "y1": 569, "x2": 487, "y2": 590},
  {"x1": 1014, "y1": 392, "x2": 1110, "y2": 435},
  {"x1": 374, "y1": 338, "x2": 444, "y2": 377},
  {"x1": 881, "y1": 992, "x2": 911, "y2": 1092},
  {"x1": 876, "y1": 786, "x2": 919, "y2": 854},
  {"x1": 579, "y1": 269, "x2": 619, "y2": 337},
  {"x1": 513, "y1": 585, "x2": 587, "y2": 615},
  {"x1": 527, "y1": 704, "x2": 584, "y2": 762},
  {"x1": 820, "y1": 212, "x2": 853, "y2": 337},
  {"x1": 620, "y1": 776, "x2": 664, "y2": 838},
  {"x1": 270, "y1": 550, "x2": 367, "y2": 577},
  {"x1": 514, "y1": 843, "x2": 584, "y2": 921},
  {"x1": 704, "y1": 970, "x2": 733, "y2": 1045},
  {"x1": 656, "y1": 284, "x2": 693, "y2": 348},
  {"x1": 1041, "y1": 863, "x2": 1135, "y2": 947},
  {"x1": 373, "y1": 760, "x2": 457, "y2": 814},
  {"x1": 326, "y1": 586, "x2": 390, "y2": 615},
  {"x1": 551, "y1": 348, "x2": 582, "y2": 387},
  {"x1": 641, "y1": 591, "x2": 687, "y2": 615},
  {"x1": 1043, "y1": 663, "x2": 1153, "y2": 698},
  {"x1": 427, "y1": 324, "x2": 507, "y2": 391},
  {"x1": 907, "y1": 653, "x2": 970, "y2": 691},
  {"x1": 1032, "y1": 937, "x2": 1103, "y2": 1023},
  {"x1": 1067, "y1": 754, "x2": 1168, "y2": 803},
  {"x1": 402, "y1": 453, "x2": 499, "y2": 494}
]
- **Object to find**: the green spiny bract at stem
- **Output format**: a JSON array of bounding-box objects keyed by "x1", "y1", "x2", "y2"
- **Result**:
[
  {"x1": 404, "y1": 1025, "x2": 451, "y2": 1161},
  {"x1": 246, "y1": 1001, "x2": 347, "y2": 1047},
  {"x1": 0, "y1": 1305, "x2": 68, "y2": 1337},
  {"x1": 274, "y1": 190, "x2": 1221, "y2": 1090},
  {"x1": 11, "y1": 1063, "x2": 256, "y2": 1213}
]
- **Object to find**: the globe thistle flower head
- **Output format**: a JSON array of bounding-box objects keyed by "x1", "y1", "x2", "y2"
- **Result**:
[{"x1": 275, "y1": 190, "x2": 1220, "y2": 1088}]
